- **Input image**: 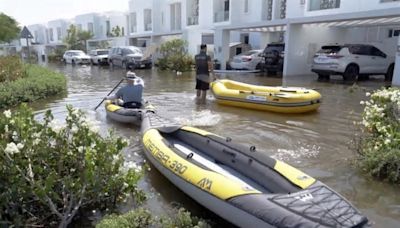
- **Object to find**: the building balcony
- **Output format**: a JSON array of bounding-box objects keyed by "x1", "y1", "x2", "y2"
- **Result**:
[
  {"x1": 187, "y1": 16, "x2": 199, "y2": 26},
  {"x1": 214, "y1": 11, "x2": 229, "y2": 23}
]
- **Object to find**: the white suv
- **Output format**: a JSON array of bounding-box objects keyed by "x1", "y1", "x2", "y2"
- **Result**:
[
  {"x1": 62, "y1": 50, "x2": 91, "y2": 64},
  {"x1": 311, "y1": 44, "x2": 395, "y2": 82}
]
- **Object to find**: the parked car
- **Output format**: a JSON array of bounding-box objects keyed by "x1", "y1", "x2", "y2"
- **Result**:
[
  {"x1": 311, "y1": 44, "x2": 395, "y2": 82},
  {"x1": 62, "y1": 50, "x2": 91, "y2": 64},
  {"x1": 229, "y1": 49, "x2": 263, "y2": 70},
  {"x1": 261, "y1": 43, "x2": 285, "y2": 75},
  {"x1": 89, "y1": 49, "x2": 109, "y2": 65},
  {"x1": 108, "y1": 46, "x2": 152, "y2": 70}
]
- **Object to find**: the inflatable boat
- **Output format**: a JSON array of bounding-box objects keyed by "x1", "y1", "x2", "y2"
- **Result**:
[
  {"x1": 210, "y1": 79, "x2": 321, "y2": 113},
  {"x1": 140, "y1": 111, "x2": 369, "y2": 227},
  {"x1": 105, "y1": 100, "x2": 153, "y2": 125}
]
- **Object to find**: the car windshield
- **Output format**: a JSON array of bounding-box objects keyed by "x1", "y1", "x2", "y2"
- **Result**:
[
  {"x1": 71, "y1": 51, "x2": 85, "y2": 56},
  {"x1": 240, "y1": 50, "x2": 260, "y2": 56},
  {"x1": 264, "y1": 45, "x2": 284, "y2": 53},
  {"x1": 97, "y1": 50, "x2": 109, "y2": 55},
  {"x1": 318, "y1": 46, "x2": 342, "y2": 54},
  {"x1": 125, "y1": 47, "x2": 142, "y2": 54}
]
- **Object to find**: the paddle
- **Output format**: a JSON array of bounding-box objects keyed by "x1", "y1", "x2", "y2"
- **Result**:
[{"x1": 94, "y1": 78, "x2": 124, "y2": 110}]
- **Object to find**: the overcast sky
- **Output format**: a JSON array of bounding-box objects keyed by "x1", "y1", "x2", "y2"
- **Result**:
[{"x1": 0, "y1": 0, "x2": 129, "y2": 25}]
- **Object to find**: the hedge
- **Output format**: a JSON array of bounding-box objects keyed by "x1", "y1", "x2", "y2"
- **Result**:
[{"x1": 0, "y1": 64, "x2": 66, "y2": 109}]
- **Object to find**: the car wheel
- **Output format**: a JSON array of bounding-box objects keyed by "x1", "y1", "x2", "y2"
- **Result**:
[
  {"x1": 385, "y1": 64, "x2": 394, "y2": 82},
  {"x1": 72, "y1": 59, "x2": 75, "y2": 65},
  {"x1": 343, "y1": 64, "x2": 359, "y2": 82},
  {"x1": 109, "y1": 60, "x2": 114, "y2": 68},
  {"x1": 267, "y1": 70, "x2": 277, "y2": 75},
  {"x1": 317, "y1": 74, "x2": 330, "y2": 81},
  {"x1": 255, "y1": 63, "x2": 261, "y2": 70}
]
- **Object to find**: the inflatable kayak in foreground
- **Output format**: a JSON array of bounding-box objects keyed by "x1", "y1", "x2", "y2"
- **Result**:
[
  {"x1": 210, "y1": 79, "x2": 321, "y2": 113},
  {"x1": 105, "y1": 100, "x2": 153, "y2": 125},
  {"x1": 140, "y1": 111, "x2": 369, "y2": 227}
]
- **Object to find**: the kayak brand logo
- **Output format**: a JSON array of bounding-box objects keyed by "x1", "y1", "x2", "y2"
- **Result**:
[
  {"x1": 197, "y1": 178, "x2": 213, "y2": 191},
  {"x1": 294, "y1": 192, "x2": 313, "y2": 202},
  {"x1": 246, "y1": 95, "x2": 267, "y2": 102}
]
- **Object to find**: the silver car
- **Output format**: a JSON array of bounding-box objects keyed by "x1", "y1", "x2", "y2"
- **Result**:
[
  {"x1": 229, "y1": 50, "x2": 263, "y2": 70},
  {"x1": 62, "y1": 50, "x2": 91, "y2": 65},
  {"x1": 89, "y1": 49, "x2": 109, "y2": 65},
  {"x1": 311, "y1": 44, "x2": 395, "y2": 82}
]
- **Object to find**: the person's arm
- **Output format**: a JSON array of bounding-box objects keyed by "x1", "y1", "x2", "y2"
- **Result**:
[
  {"x1": 207, "y1": 56, "x2": 215, "y2": 81},
  {"x1": 106, "y1": 88, "x2": 122, "y2": 100}
]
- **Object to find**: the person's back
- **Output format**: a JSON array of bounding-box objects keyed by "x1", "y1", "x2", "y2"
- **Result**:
[
  {"x1": 195, "y1": 51, "x2": 210, "y2": 76},
  {"x1": 115, "y1": 83, "x2": 143, "y2": 104}
]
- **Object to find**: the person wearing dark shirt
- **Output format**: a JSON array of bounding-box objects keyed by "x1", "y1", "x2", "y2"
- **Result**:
[
  {"x1": 195, "y1": 44, "x2": 213, "y2": 104},
  {"x1": 107, "y1": 71, "x2": 144, "y2": 108}
]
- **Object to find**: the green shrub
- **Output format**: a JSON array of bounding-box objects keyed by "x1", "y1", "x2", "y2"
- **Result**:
[
  {"x1": 97, "y1": 207, "x2": 211, "y2": 228},
  {"x1": 356, "y1": 88, "x2": 400, "y2": 183},
  {"x1": 0, "y1": 64, "x2": 66, "y2": 109},
  {"x1": 156, "y1": 39, "x2": 194, "y2": 72},
  {"x1": 0, "y1": 56, "x2": 27, "y2": 82},
  {"x1": 0, "y1": 105, "x2": 145, "y2": 227}
]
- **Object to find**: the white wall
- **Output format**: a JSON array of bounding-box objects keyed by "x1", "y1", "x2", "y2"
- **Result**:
[
  {"x1": 392, "y1": 36, "x2": 400, "y2": 86},
  {"x1": 129, "y1": 0, "x2": 153, "y2": 34},
  {"x1": 47, "y1": 19, "x2": 70, "y2": 44},
  {"x1": 27, "y1": 24, "x2": 47, "y2": 44},
  {"x1": 343, "y1": 25, "x2": 399, "y2": 57},
  {"x1": 284, "y1": 24, "x2": 346, "y2": 75},
  {"x1": 304, "y1": 0, "x2": 400, "y2": 17}
]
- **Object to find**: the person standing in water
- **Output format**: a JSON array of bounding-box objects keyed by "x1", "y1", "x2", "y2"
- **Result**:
[{"x1": 195, "y1": 44, "x2": 213, "y2": 104}]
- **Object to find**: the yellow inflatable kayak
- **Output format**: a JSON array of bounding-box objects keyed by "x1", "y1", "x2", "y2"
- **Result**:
[
  {"x1": 210, "y1": 79, "x2": 321, "y2": 113},
  {"x1": 140, "y1": 111, "x2": 369, "y2": 227},
  {"x1": 105, "y1": 100, "x2": 153, "y2": 125}
]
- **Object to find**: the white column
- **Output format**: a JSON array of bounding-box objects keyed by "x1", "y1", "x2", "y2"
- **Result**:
[
  {"x1": 392, "y1": 35, "x2": 400, "y2": 86},
  {"x1": 214, "y1": 28, "x2": 230, "y2": 70}
]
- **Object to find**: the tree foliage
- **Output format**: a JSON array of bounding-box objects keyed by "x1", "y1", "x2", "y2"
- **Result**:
[
  {"x1": 156, "y1": 39, "x2": 194, "y2": 72},
  {"x1": 109, "y1": 26, "x2": 122, "y2": 37},
  {"x1": 64, "y1": 24, "x2": 93, "y2": 51},
  {"x1": 0, "y1": 13, "x2": 20, "y2": 43}
]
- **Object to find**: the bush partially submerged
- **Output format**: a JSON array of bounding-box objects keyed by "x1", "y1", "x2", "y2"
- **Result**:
[
  {"x1": 97, "y1": 207, "x2": 211, "y2": 228},
  {"x1": 356, "y1": 88, "x2": 400, "y2": 183},
  {"x1": 0, "y1": 105, "x2": 144, "y2": 227},
  {"x1": 156, "y1": 39, "x2": 194, "y2": 72},
  {"x1": 0, "y1": 64, "x2": 66, "y2": 109}
]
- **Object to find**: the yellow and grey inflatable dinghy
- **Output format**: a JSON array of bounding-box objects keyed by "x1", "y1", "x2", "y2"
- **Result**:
[
  {"x1": 140, "y1": 111, "x2": 369, "y2": 227},
  {"x1": 210, "y1": 79, "x2": 321, "y2": 113},
  {"x1": 105, "y1": 100, "x2": 153, "y2": 125}
]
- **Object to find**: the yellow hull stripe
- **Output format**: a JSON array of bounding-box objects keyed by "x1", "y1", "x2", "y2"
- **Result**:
[
  {"x1": 143, "y1": 129, "x2": 261, "y2": 200},
  {"x1": 274, "y1": 160, "x2": 316, "y2": 189}
]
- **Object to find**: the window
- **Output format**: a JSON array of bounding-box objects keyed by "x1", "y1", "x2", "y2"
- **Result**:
[
  {"x1": 144, "y1": 9, "x2": 152, "y2": 31},
  {"x1": 57, "y1": 27, "x2": 61, "y2": 40},
  {"x1": 106, "y1": 21, "x2": 110, "y2": 36},
  {"x1": 388, "y1": 29, "x2": 400, "y2": 37},
  {"x1": 87, "y1": 22, "x2": 94, "y2": 34},
  {"x1": 371, "y1": 47, "x2": 386, "y2": 58},
  {"x1": 34, "y1": 31, "x2": 39, "y2": 43},
  {"x1": 49, "y1": 28, "x2": 54, "y2": 41},
  {"x1": 310, "y1": 0, "x2": 340, "y2": 11},
  {"x1": 244, "y1": 0, "x2": 249, "y2": 13},
  {"x1": 130, "y1": 13, "x2": 137, "y2": 33},
  {"x1": 280, "y1": 0, "x2": 287, "y2": 19}
]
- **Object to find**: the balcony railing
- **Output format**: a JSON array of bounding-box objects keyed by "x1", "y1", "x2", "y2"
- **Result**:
[
  {"x1": 187, "y1": 16, "x2": 199, "y2": 26},
  {"x1": 214, "y1": 11, "x2": 229, "y2": 23},
  {"x1": 309, "y1": 0, "x2": 340, "y2": 11}
]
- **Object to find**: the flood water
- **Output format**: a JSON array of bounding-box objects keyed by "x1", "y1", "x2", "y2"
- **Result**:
[{"x1": 32, "y1": 63, "x2": 399, "y2": 227}]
